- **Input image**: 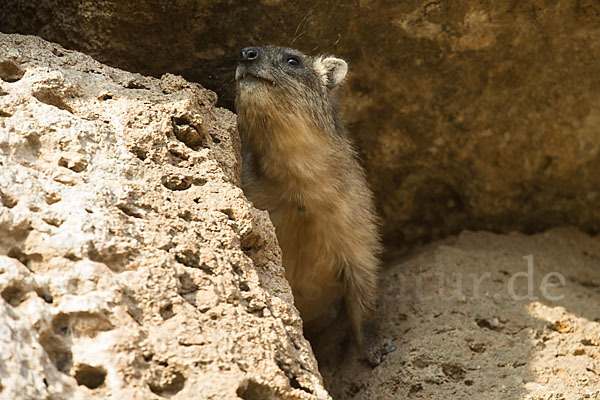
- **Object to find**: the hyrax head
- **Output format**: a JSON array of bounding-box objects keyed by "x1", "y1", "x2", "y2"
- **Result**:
[{"x1": 235, "y1": 45, "x2": 348, "y2": 114}]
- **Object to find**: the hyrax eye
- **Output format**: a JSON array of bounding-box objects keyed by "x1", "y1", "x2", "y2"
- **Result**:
[{"x1": 286, "y1": 56, "x2": 300, "y2": 66}]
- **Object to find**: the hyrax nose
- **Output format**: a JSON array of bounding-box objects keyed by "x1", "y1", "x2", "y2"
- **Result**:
[{"x1": 240, "y1": 47, "x2": 260, "y2": 63}]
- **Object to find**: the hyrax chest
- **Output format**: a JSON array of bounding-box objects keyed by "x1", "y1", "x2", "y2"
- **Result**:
[
  {"x1": 260, "y1": 181, "x2": 344, "y2": 322},
  {"x1": 243, "y1": 163, "x2": 352, "y2": 323}
]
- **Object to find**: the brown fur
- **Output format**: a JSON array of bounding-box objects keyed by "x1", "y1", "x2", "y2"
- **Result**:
[{"x1": 235, "y1": 46, "x2": 389, "y2": 364}]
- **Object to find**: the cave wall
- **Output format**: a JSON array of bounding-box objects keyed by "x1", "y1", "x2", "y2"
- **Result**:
[{"x1": 1, "y1": 0, "x2": 599, "y2": 246}]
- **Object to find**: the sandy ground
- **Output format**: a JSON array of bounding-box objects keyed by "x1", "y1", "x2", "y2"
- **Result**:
[{"x1": 321, "y1": 228, "x2": 600, "y2": 400}]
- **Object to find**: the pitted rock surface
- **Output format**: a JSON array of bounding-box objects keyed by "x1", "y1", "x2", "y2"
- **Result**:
[{"x1": 0, "y1": 33, "x2": 330, "y2": 400}]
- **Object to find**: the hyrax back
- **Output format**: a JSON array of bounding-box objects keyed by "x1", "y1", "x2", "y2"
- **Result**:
[{"x1": 235, "y1": 45, "x2": 391, "y2": 365}]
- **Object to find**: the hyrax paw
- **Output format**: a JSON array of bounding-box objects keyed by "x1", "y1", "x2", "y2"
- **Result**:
[
  {"x1": 359, "y1": 317, "x2": 396, "y2": 366},
  {"x1": 364, "y1": 340, "x2": 396, "y2": 366}
]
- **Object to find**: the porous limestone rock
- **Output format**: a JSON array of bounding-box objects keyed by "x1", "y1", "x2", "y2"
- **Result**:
[
  {"x1": 0, "y1": 33, "x2": 330, "y2": 400},
  {"x1": 1, "y1": 1, "x2": 600, "y2": 246}
]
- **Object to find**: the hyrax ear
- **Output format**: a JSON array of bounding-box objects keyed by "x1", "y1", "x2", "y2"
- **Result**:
[{"x1": 316, "y1": 56, "x2": 348, "y2": 89}]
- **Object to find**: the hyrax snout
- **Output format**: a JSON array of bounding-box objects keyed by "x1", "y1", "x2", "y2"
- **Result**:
[{"x1": 235, "y1": 45, "x2": 394, "y2": 365}]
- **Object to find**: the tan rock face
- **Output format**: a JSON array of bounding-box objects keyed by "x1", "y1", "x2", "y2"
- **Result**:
[
  {"x1": 0, "y1": 33, "x2": 330, "y2": 400},
  {"x1": 1, "y1": 1, "x2": 600, "y2": 245}
]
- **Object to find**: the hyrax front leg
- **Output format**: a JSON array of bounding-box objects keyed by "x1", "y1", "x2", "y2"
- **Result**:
[{"x1": 344, "y1": 264, "x2": 395, "y2": 366}]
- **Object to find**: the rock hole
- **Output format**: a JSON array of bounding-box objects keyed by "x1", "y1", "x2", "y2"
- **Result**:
[
  {"x1": 409, "y1": 383, "x2": 423, "y2": 394},
  {"x1": 289, "y1": 376, "x2": 311, "y2": 393},
  {"x1": 177, "y1": 273, "x2": 199, "y2": 308},
  {"x1": 42, "y1": 216, "x2": 63, "y2": 227},
  {"x1": 174, "y1": 249, "x2": 199, "y2": 268},
  {"x1": 193, "y1": 177, "x2": 207, "y2": 186},
  {"x1": 64, "y1": 252, "x2": 82, "y2": 261},
  {"x1": 52, "y1": 314, "x2": 73, "y2": 337},
  {"x1": 36, "y1": 289, "x2": 54, "y2": 304},
  {"x1": 581, "y1": 338, "x2": 600, "y2": 346},
  {"x1": 160, "y1": 303, "x2": 174, "y2": 320},
  {"x1": 0, "y1": 110, "x2": 11, "y2": 118},
  {"x1": 147, "y1": 365, "x2": 186, "y2": 397},
  {"x1": 32, "y1": 91, "x2": 74, "y2": 113},
  {"x1": 7, "y1": 248, "x2": 27, "y2": 264},
  {"x1": 468, "y1": 342, "x2": 486, "y2": 353},
  {"x1": 412, "y1": 356, "x2": 432, "y2": 369},
  {"x1": 122, "y1": 287, "x2": 143, "y2": 325},
  {"x1": 232, "y1": 265, "x2": 243, "y2": 276},
  {"x1": 39, "y1": 332, "x2": 73, "y2": 374},
  {"x1": 131, "y1": 146, "x2": 147, "y2": 161},
  {"x1": 161, "y1": 174, "x2": 192, "y2": 191},
  {"x1": 172, "y1": 117, "x2": 205, "y2": 150},
  {"x1": 52, "y1": 312, "x2": 114, "y2": 338},
  {"x1": 51, "y1": 47, "x2": 68, "y2": 57},
  {"x1": 1, "y1": 285, "x2": 26, "y2": 306},
  {"x1": 24, "y1": 132, "x2": 41, "y2": 155},
  {"x1": 0, "y1": 190, "x2": 18, "y2": 208},
  {"x1": 178, "y1": 210, "x2": 192, "y2": 222},
  {"x1": 86, "y1": 243, "x2": 100, "y2": 262},
  {"x1": 0, "y1": 61, "x2": 25, "y2": 82},
  {"x1": 275, "y1": 358, "x2": 312, "y2": 394},
  {"x1": 475, "y1": 317, "x2": 502, "y2": 331},
  {"x1": 221, "y1": 208, "x2": 235, "y2": 221},
  {"x1": 125, "y1": 80, "x2": 149, "y2": 90},
  {"x1": 99, "y1": 93, "x2": 113, "y2": 100},
  {"x1": 177, "y1": 272, "x2": 199, "y2": 295},
  {"x1": 168, "y1": 147, "x2": 190, "y2": 160},
  {"x1": 236, "y1": 378, "x2": 277, "y2": 400},
  {"x1": 238, "y1": 281, "x2": 250, "y2": 292},
  {"x1": 441, "y1": 363, "x2": 466, "y2": 381},
  {"x1": 7, "y1": 248, "x2": 41, "y2": 268},
  {"x1": 240, "y1": 229, "x2": 262, "y2": 252},
  {"x1": 58, "y1": 156, "x2": 87, "y2": 172},
  {"x1": 210, "y1": 134, "x2": 222, "y2": 144},
  {"x1": 117, "y1": 203, "x2": 143, "y2": 218},
  {"x1": 74, "y1": 364, "x2": 106, "y2": 389},
  {"x1": 45, "y1": 192, "x2": 61, "y2": 205},
  {"x1": 175, "y1": 250, "x2": 214, "y2": 275}
]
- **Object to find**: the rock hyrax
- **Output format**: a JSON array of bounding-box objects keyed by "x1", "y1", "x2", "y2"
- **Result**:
[{"x1": 235, "y1": 45, "x2": 392, "y2": 365}]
